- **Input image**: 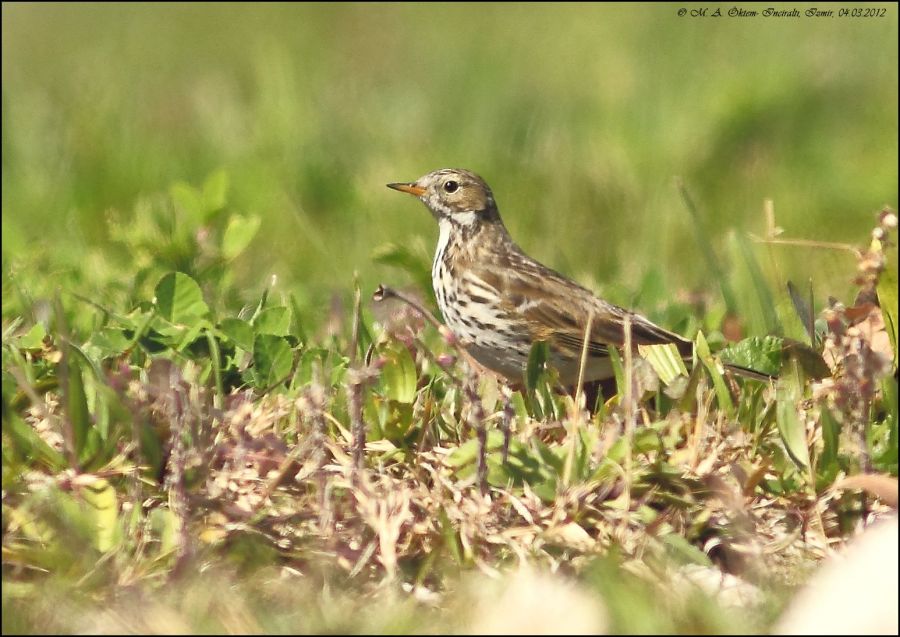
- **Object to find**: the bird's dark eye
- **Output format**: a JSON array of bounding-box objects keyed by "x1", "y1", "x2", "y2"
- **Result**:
[{"x1": 443, "y1": 180, "x2": 459, "y2": 193}]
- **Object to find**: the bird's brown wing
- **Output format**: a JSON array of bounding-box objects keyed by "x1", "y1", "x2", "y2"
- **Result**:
[{"x1": 469, "y1": 257, "x2": 691, "y2": 359}]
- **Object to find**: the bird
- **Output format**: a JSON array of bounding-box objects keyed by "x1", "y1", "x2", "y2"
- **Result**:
[{"x1": 386, "y1": 168, "x2": 741, "y2": 387}]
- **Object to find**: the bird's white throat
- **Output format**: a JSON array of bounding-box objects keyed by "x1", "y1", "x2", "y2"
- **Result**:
[{"x1": 434, "y1": 220, "x2": 453, "y2": 273}]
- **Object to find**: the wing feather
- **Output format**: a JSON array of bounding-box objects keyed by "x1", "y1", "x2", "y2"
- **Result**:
[{"x1": 470, "y1": 257, "x2": 690, "y2": 358}]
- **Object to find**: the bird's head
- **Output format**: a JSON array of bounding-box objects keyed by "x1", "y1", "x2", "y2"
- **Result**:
[{"x1": 388, "y1": 168, "x2": 500, "y2": 227}]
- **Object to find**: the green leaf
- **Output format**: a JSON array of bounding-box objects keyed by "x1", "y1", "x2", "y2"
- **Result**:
[
  {"x1": 639, "y1": 343, "x2": 689, "y2": 385},
  {"x1": 445, "y1": 437, "x2": 481, "y2": 469},
  {"x1": 609, "y1": 348, "x2": 625, "y2": 397},
  {"x1": 783, "y1": 339, "x2": 831, "y2": 380},
  {"x1": 379, "y1": 400, "x2": 415, "y2": 443},
  {"x1": 64, "y1": 347, "x2": 91, "y2": 462},
  {"x1": 729, "y1": 231, "x2": 781, "y2": 336},
  {"x1": 677, "y1": 181, "x2": 737, "y2": 314},
  {"x1": 875, "y1": 376, "x2": 898, "y2": 472},
  {"x1": 288, "y1": 293, "x2": 309, "y2": 342},
  {"x1": 380, "y1": 344, "x2": 417, "y2": 404},
  {"x1": 525, "y1": 340, "x2": 549, "y2": 393},
  {"x1": 252, "y1": 334, "x2": 293, "y2": 389},
  {"x1": 174, "y1": 318, "x2": 209, "y2": 353},
  {"x1": 89, "y1": 327, "x2": 132, "y2": 356},
  {"x1": 877, "y1": 242, "x2": 898, "y2": 368},
  {"x1": 787, "y1": 280, "x2": 815, "y2": 345},
  {"x1": 719, "y1": 335, "x2": 784, "y2": 377},
  {"x1": 138, "y1": 419, "x2": 165, "y2": 479},
  {"x1": 220, "y1": 317, "x2": 254, "y2": 351},
  {"x1": 606, "y1": 428, "x2": 663, "y2": 462},
  {"x1": 817, "y1": 406, "x2": 841, "y2": 490},
  {"x1": 695, "y1": 331, "x2": 735, "y2": 419},
  {"x1": 523, "y1": 340, "x2": 551, "y2": 418},
  {"x1": 253, "y1": 306, "x2": 291, "y2": 336},
  {"x1": 292, "y1": 346, "x2": 329, "y2": 387},
  {"x1": 154, "y1": 272, "x2": 210, "y2": 325},
  {"x1": 78, "y1": 476, "x2": 119, "y2": 552},
  {"x1": 438, "y1": 508, "x2": 464, "y2": 565},
  {"x1": 149, "y1": 508, "x2": 178, "y2": 556},
  {"x1": 18, "y1": 323, "x2": 46, "y2": 349},
  {"x1": 663, "y1": 534, "x2": 713, "y2": 567},
  {"x1": 202, "y1": 169, "x2": 229, "y2": 216},
  {"x1": 222, "y1": 213, "x2": 261, "y2": 259},
  {"x1": 169, "y1": 182, "x2": 204, "y2": 224},
  {"x1": 776, "y1": 361, "x2": 810, "y2": 470},
  {"x1": 4, "y1": 412, "x2": 67, "y2": 470},
  {"x1": 205, "y1": 328, "x2": 224, "y2": 408}
]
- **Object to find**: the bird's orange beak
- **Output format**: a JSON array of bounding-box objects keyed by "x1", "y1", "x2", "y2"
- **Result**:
[{"x1": 387, "y1": 182, "x2": 426, "y2": 197}]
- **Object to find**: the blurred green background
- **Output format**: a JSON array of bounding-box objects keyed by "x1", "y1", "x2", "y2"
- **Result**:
[{"x1": 2, "y1": 2, "x2": 897, "y2": 326}]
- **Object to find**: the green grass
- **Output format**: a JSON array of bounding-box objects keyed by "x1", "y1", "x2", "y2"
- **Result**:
[{"x1": 2, "y1": 3, "x2": 898, "y2": 634}]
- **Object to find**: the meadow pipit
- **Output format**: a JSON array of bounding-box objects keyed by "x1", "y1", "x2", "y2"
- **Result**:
[{"x1": 388, "y1": 168, "x2": 747, "y2": 386}]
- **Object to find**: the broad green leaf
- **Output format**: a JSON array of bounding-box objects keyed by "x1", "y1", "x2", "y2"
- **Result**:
[
  {"x1": 446, "y1": 430, "x2": 505, "y2": 468},
  {"x1": 445, "y1": 437, "x2": 481, "y2": 469},
  {"x1": 222, "y1": 213, "x2": 261, "y2": 259},
  {"x1": 252, "y1": 334, "x2": 293, "y2": 389},
  {"x1": 533, "y1": 438, "x2": 565, "y2": 474},
  {"x1": 380, "y1": 344, "x2": 417, "y2": 404},
  {"x1": 719, "y1": 335, "x2": 784, "y2": 377},
  {"x1": 292, "y1": 346, "x2": 329, "y2": 387},
  {"x1": 379, "y1": 400, "x2": 415, "y2": 443},
  {"x1": 220, "y1": 317, "x2": 254, "y2": 351},
  {"x1": 253, "y1": 306, "x2": 291, "y2": 336},
  {"x1": 606, "y1": 428, "x2": 663, "y2": 462},
  {"x1": 202, "y1": 169, "x2": 229, "y2": 216},
  {"x1": 143, "y1": 316, "x2": 189, "y2": 349},
  {"x1": 154, "y1": 272, "x2": 209, "y2": 325},
  {"x1": 169, "y1": 182, "x2": 204, "y2": 224},
  {"x1": 532, "y1": 479, "x2": 558, "y2": 502},
  {"x1": 89, "y1": 328, "x2": 132, "y2": 356},
  {"x1": 18, "y1": 323, "x2": 46, "y2": 349}
]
